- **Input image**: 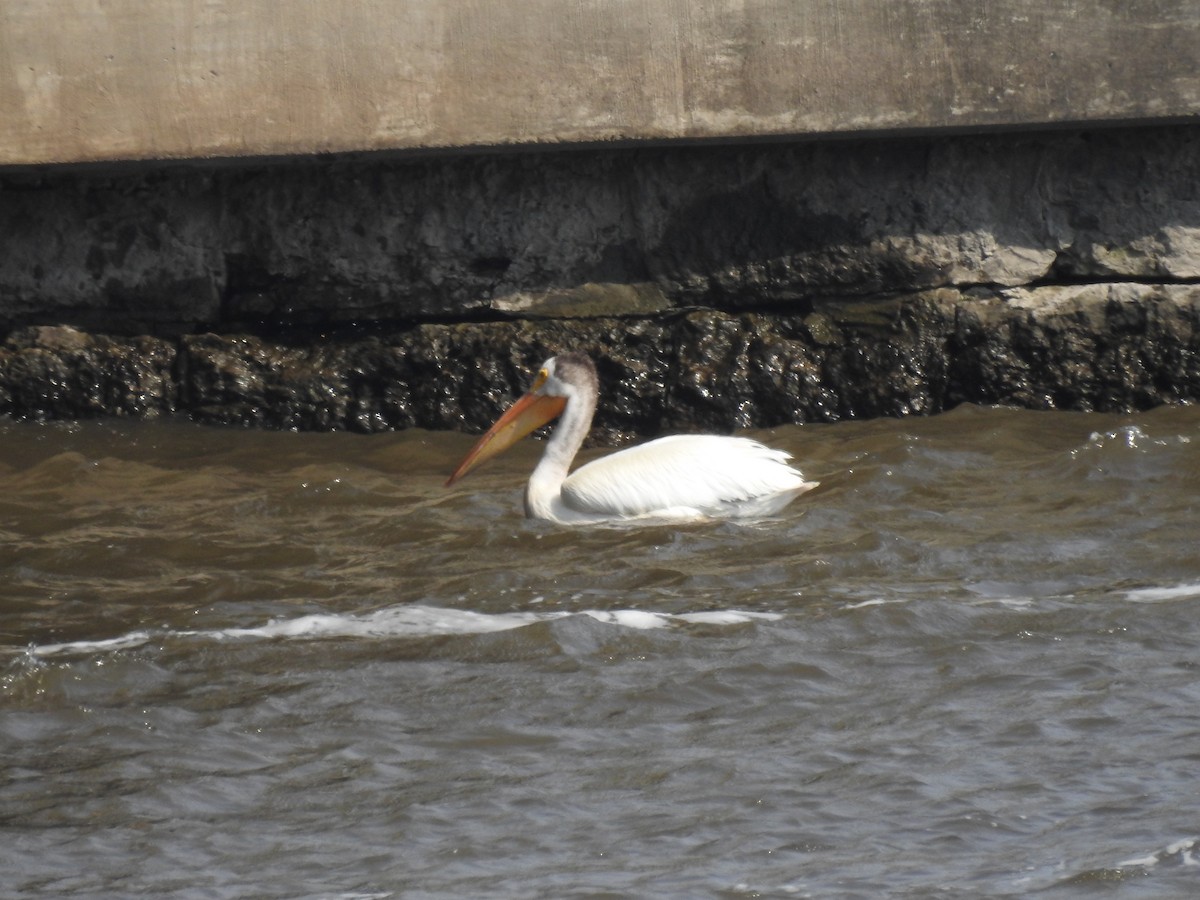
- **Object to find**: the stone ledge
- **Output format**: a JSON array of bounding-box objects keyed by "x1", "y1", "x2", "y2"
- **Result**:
[{"x1": 2, "y1": 126, "x2": 1197, "y2": 337}]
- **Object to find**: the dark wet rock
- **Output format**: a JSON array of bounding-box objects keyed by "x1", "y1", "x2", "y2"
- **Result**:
[
  {"x1": 178, "y1": 333, "x2": 354, "y2": 430},
  {"x1": 4, "y1": 284, "x2": 1193, "y2": 440},
  {"x1": 947, "y1": 284, "x2": 1200, "y2": 412},
  {"x1": 0, "y1": 325, "x2": 176, "y2": 420}
]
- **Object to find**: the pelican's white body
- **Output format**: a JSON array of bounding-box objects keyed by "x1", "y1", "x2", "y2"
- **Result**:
[{"x1": 526, "y1": 432, "x2": 817, "y2": 524}]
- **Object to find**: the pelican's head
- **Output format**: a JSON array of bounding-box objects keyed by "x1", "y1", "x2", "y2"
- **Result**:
[
  {"x1": 533, "y1": 352, "x2": 598, "y2": 402},
  {"x1": 445, "y1": 353, "x2": 597, "y2": 486}
]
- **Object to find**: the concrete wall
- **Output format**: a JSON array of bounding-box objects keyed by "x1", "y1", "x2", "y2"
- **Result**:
[
  {"x1": 2, "y1": 0, "x2": 1199, "y2": 166},
  {"x1": 3, "y1": 124, "x2": 1199, "y2": 336}
]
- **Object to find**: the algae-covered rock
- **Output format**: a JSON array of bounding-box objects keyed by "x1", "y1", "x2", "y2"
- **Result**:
[
  {"x1": 1, "y1": 251, "x2": 1198, "y2": 436},
  {"x1": 6, "y1": 284, "x2": 1188, "y2": 438},
  {"x1": 0, "y1": 325, "x2": 175, "y2": 420}
]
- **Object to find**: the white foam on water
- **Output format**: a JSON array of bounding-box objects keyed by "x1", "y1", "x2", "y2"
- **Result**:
[
  {"x1": 218, "y1": 606, "x2": 546, "y2": 640},
  {"x1": 1074, "y1": 424, "x2": 1192, "y2": 454},
  {"x1": 843, "y1": 597, "x2": 902, "y2": 610},
  {"x1": 974, "y1": 596, "x2": 1036, "y2": 610},
  {"x1": 1118, "y1": 836, "x2": 1200, "y2": 869},
  {"x1": 24, "y1": 630, "x2": 158, "y2": 657},
  {"x1": 1085, "y1": 424, "x2": 1149, "y2": 451},
  {"x1": 1117, "y1": 852, "x2": 1162, "y2": 869},
  {"x1": 579, "y1": 609, "x2": 782, "y2": 629},
  {"x1": 1125, "y1": 583, "x2": 1200, "y2": 604},
  {"x1": 578, "y1": 609, "x2": 672, "y2": 630},
  {"x1": 24, "y1": 605, "x2": 783, "y2": 658},
  {"x1": 675, "y1": 610, "x2": 783, "y2": 625}
]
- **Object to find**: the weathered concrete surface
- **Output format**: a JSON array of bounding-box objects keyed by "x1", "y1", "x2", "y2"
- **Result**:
[
  {"x1": 1, "y1": 126, "x2": 1199, "y2": 336},
  {"x1": 1, "y1": 0, "x2": 1199, "y2": 166},
  {"x1": 3, "y1": 284, "x2": 1198, "y2": 440}
]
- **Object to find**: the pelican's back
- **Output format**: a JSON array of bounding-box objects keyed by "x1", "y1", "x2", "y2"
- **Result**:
[{"x1": 561, "y1": 434, "x2": 816, "y2": 519}]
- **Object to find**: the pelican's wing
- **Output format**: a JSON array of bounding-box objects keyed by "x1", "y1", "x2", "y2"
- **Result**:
[{"x1": 560, "y1": 434, "x2": 816, "y2": 519}]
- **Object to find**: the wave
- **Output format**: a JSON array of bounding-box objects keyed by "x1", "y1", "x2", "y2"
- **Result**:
[
  {"x1": 23, "y1": 605, "x2": 783, "y2": 658},
  {"x1": 1125, "y1": 582, "x2": 1200, "y2": 603}
]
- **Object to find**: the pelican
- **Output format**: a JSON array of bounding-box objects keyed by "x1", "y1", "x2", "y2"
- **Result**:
[{"x1": 445, "y1": 352, "x2": 817, "y2": 524}]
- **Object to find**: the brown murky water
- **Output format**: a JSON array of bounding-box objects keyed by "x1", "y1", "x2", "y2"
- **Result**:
[{"x1": 2, "y1": 406, "x2": 1199, "y2": 898}]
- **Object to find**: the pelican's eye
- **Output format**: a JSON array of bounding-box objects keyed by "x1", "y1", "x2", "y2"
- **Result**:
[{"x1": 531, "y1": 368, "x2": 549, "y2": 391}]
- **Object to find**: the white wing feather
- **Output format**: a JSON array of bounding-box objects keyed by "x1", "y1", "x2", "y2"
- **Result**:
[{"x1": 560, "y1": 434, "x2": 816, "y2": 519}]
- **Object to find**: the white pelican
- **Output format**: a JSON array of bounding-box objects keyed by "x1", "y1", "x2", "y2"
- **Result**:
[{"x1": 445, "y1": 352, "x2": 817, "y2": 524}]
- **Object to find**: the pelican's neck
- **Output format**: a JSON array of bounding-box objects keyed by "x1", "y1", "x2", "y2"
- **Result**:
[{"x1": 524, "y1": 386, "x2": 595, "y2": 520}]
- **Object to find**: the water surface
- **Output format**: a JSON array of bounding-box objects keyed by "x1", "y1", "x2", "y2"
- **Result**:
[{"x1": 2, "y1": 406, "x2": 1199, "y2": 898}]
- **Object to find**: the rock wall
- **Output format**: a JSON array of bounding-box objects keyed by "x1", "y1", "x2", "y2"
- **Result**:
[
  {"x1": 4, "y1": 283, "x2": 1198, "y2": 440},
  {"x1": 1, "y1": 125, "x2": 1198, "y2": 438}
]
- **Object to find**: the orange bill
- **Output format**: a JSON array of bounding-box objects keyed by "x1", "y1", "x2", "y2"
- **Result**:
[{"x1": 445, "y1": 392, "x2": 567, "y2": 486}]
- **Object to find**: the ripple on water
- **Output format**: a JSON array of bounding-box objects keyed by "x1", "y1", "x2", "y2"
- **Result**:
[{"x1": 2, "y1": 407, "x2": 1200, "y2": 897}]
